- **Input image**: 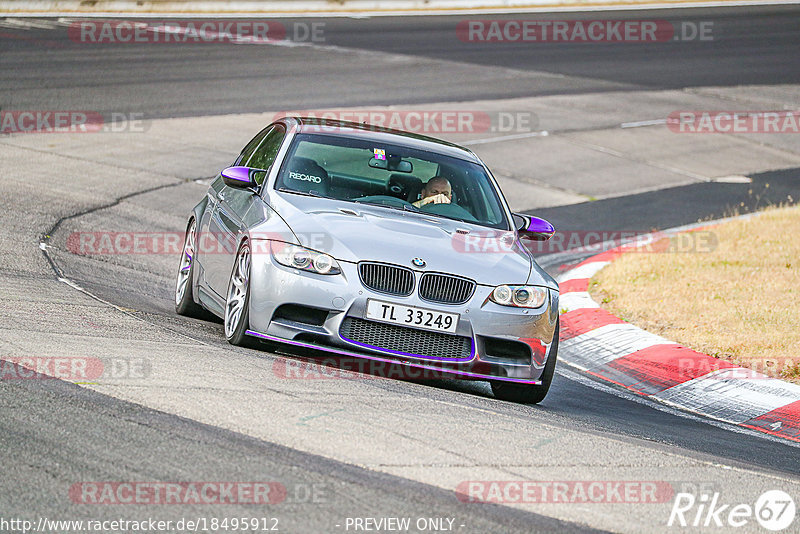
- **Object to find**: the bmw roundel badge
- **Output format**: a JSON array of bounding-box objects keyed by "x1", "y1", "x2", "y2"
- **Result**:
[{"x1": 411, "y1": 257, "x2": 426, "y2": 268}]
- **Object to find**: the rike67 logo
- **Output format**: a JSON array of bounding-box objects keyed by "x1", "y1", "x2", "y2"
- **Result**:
[{"x1": 668, "y1": 490, "x2": 796, "y2": 531}]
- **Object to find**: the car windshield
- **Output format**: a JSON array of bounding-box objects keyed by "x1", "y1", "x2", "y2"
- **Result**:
[{"x1": 274, "y1": 133, "x2": 510, "y2": 230}]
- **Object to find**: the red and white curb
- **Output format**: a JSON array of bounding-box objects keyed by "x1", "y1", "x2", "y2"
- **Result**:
[{"x1": 556, "y1": 227, "x2": 800, "y2": 443}]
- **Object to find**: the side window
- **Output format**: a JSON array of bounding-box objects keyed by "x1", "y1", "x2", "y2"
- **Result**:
[
  {"x1": 234, "y1": 126, "x2": 271, "y2": 166},
  {"x1": 246, "y1": 125, "x2": 287, "y2": 184}
]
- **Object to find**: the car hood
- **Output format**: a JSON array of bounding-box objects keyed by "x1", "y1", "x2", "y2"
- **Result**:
[{"x1": 263, "y1": 193, "x2": 555, "y2": 288}]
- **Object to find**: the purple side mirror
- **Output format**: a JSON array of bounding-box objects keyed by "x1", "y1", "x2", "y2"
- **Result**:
[
  {"x1": 220, "y1": 166, "x2": 264, "y2": 189},
  {"x1": 515, "y1": 214, "x2": 555, "y2": 241}
]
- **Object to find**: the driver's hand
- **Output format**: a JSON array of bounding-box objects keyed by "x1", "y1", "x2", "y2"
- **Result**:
[{"x1": 414, "y1": 194, "x2": 451, "y2": 207}]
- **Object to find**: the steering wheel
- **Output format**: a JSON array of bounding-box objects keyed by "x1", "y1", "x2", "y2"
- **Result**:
[{"x1": 354, "y1": 195, "x2": 416, "y2": 209}]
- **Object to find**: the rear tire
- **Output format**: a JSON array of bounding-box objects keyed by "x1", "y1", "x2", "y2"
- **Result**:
[
  {"x1": 175, "y1": 219, "x2": 205, "y2": 318},
  {"x1": 491, "y1": 319, "x2": 559, "y2": 404}
]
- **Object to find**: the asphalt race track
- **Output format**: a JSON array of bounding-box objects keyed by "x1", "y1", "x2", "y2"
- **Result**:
[
  {"x1": 2, "y1": 6, "x2": 800, "y2": 118},
  {"x1": 1, "y1": 6, "x2": 799, "y2": 533}
]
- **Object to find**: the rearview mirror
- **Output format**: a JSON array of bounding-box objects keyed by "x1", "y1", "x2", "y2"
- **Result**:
[
  {"x1": 220, "y1": 166, "x2": 266, "y2": 189},
  {"x1": 514, "y1": 214, "x2": 555, "y2": 241},
  {"x1": 368, "y1": 157, "x2": 413, "y2": 173}
]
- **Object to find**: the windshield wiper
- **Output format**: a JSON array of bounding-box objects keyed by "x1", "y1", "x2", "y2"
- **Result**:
[
  {"x1": 277, "y1": 188, "x2": 324, "y2": 198},
  {"x1": 351, "y1": 198, "x2": 483, "y2": 226},
  {"x1": 352, "y1": 199, "x2": 420, "y2": 213}
]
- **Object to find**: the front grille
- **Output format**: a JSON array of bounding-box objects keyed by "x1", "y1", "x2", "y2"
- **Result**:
[
  {"x1": 419, "y1": 273, "x2": 475, "y2": 305},
  {"x1": 340, "y1": 318, "x2": 472, "y2": 360},
  {"x1": 358, "y1": 262, "x2": 414, "y2": 296}
]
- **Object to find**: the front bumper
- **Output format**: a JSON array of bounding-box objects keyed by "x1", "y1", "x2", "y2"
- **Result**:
[{"x1": 246, "y1": 248, "x2": 559, "y2": 384}]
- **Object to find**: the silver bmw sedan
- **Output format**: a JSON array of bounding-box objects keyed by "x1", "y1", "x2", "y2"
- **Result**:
[{"x1": 176, "y1": 117, "x2": 559, "y2": 403}]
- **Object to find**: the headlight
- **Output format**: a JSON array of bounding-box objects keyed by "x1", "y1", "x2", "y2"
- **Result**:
[
  {"x1": 270, "y1": 241, "x2": 341, "y2": 275},
  {"x1": 489, "y1": 285, "x2": 548, "y2": 308}
]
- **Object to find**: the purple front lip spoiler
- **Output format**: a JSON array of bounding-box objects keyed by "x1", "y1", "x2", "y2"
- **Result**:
[{"x1": 245, "y1": 330, "x2": 542, "y2": 385}]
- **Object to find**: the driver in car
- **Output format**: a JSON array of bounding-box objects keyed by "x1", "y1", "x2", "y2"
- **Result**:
[{"x1": 413, "y1": 176, "x2": 452, "y2": 208}]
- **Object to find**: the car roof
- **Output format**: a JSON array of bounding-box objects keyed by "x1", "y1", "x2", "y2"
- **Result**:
[{"x1": 285, "y1": 117, "x2": 482, "y2": 163}]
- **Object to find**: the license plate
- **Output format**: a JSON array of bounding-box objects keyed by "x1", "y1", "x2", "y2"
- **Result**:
[{"x1": 366, "y1": 299, "x2": 459, "y2": 334}]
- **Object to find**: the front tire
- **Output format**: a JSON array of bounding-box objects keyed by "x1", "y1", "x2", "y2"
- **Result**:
[
  {"x1": 175, "y1": 219, "x2": 204, "y2": 318},
  {"x1": 491, "y1": 319, "x2": 559, "y2": 404},
  {"x1": 224, "y1": 241, "x2": 254, "y2": 347}
]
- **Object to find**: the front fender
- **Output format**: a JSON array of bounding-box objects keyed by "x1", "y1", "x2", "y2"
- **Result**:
[{"x1": 191, "y1": 195, "x2": 209, "y2": 227}]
